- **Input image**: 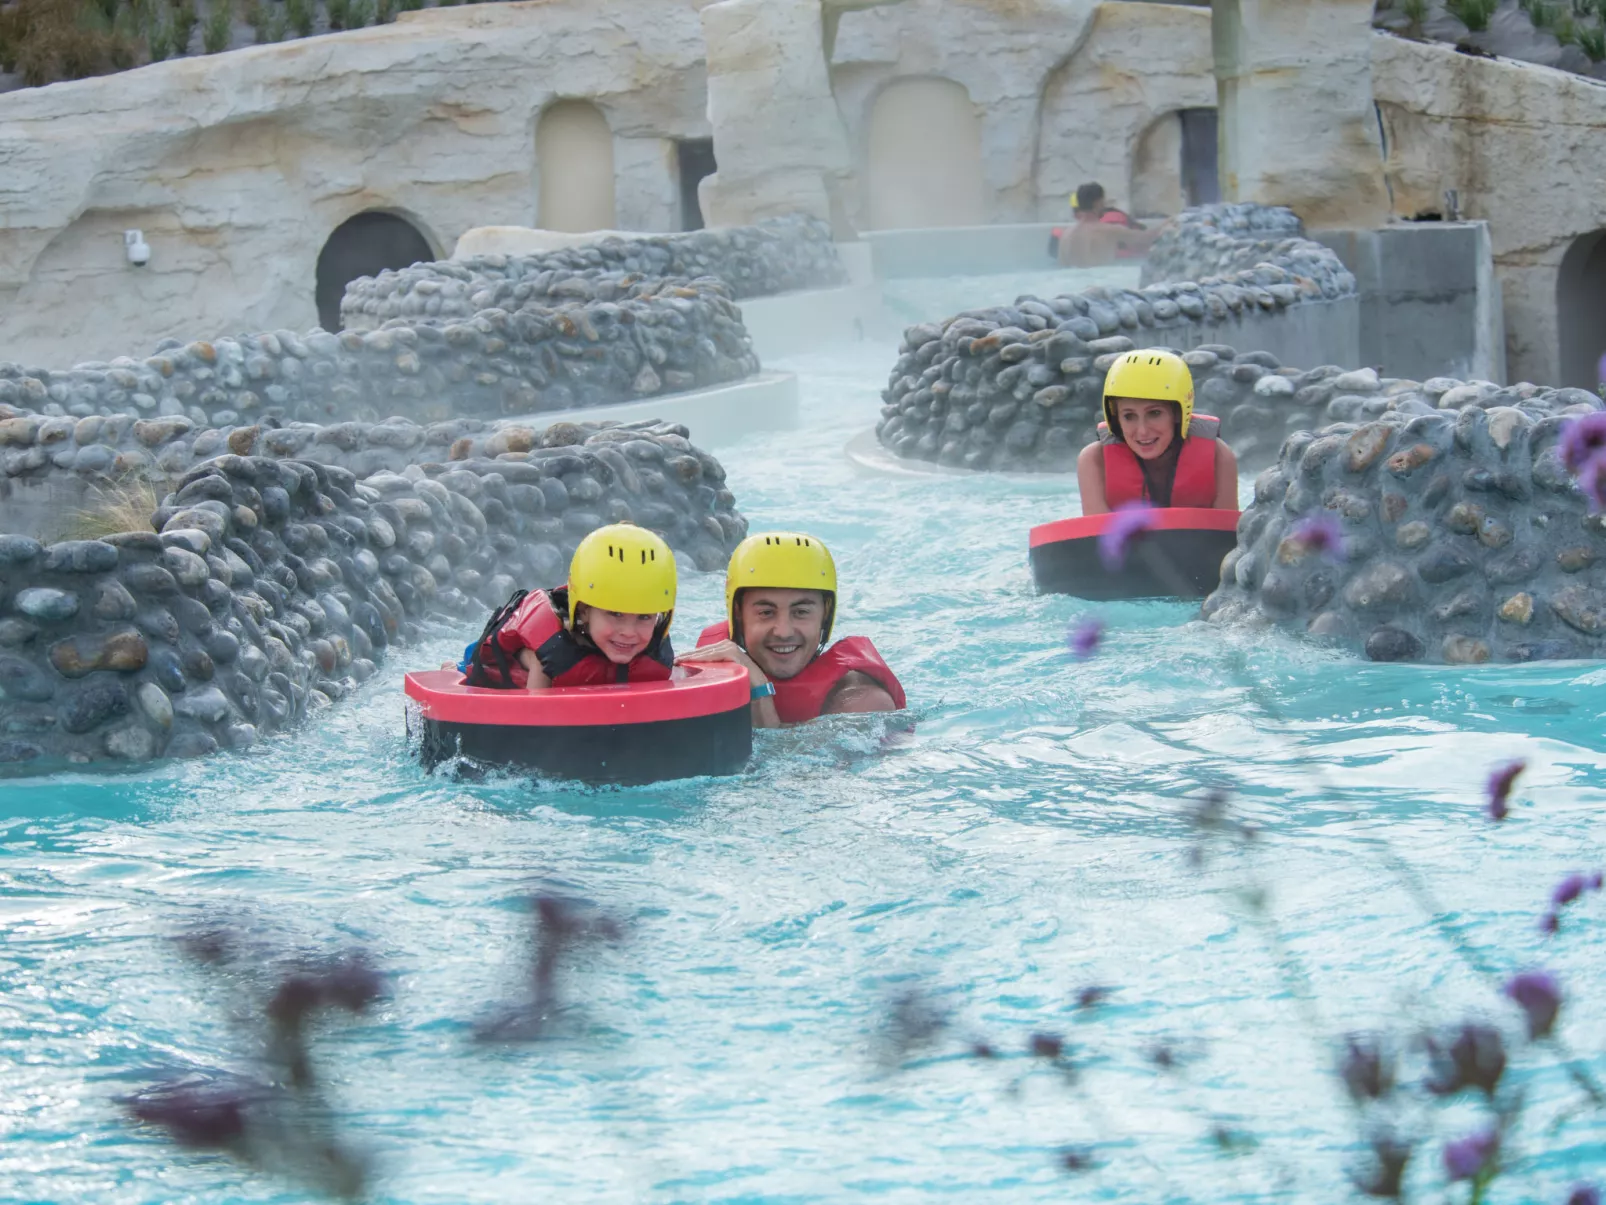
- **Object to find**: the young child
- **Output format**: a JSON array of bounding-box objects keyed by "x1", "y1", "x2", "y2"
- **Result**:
[
  {"x1": 459, "y1": 523, "x2": 676, "y2": 690},
  {"x1": 1076, "y1": 349, "x2": 1239, "y2": 513}
]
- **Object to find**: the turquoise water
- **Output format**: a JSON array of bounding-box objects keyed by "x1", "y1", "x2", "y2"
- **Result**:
[{"x1": 4, "y1": 301, "x2": 1606, "y2": 1203}]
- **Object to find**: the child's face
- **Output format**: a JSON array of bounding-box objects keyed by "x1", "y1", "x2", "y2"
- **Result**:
[
  {"x1": 1115, "y1": 398, "x2": 1179, "y2": 461},
  {"x1": 583, "y1": 608, "x2": 659, "y2": 663}
]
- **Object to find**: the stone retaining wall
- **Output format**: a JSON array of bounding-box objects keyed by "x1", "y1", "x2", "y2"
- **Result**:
[
  {"x1": 0, "y1": 421, "x2": 746, "y2": 767},
  {"x1": 1202, "y1": 388, "x2": 1606, "y2": 665},
  {"x1": 0, "y1": 276, "x2": 758, "y2": 431},
  {"x1": 1139, "y1": 204, "x2": 1352, "y2": 294},
  {"x1": 877, "y1": 204, "x2": 1361, "y2": 472},
  {"x1": 341, "y1": 215, "x2": 846, "y2": 331}
]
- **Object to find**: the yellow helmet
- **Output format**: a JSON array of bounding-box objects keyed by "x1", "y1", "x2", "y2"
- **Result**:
[
  {"x1": 725, "y1": 532, "x2": 837, "y2": 648},
  {"x1": 568, "y1": 523, "x2": 676, "y2": 631},
  {"x1": 1102, "y1": 349, "x2": 1195, "y2": 439}
]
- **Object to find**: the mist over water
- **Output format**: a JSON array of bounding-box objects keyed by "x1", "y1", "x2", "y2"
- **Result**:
[{"x1": 3, "y1": 274, "x2": 1605, "y2": 1203}]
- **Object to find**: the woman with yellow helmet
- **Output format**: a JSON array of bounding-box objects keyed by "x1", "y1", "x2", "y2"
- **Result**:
[
  {"x1": 1075, "y1": 349, "x2": 1239, "y2": 514},
  {"x1": 459, "y1": 523, "x2": 677, "y2": 690},
  {"x1": 675, "y1": 532, "x2": 905, "y2": 727}
]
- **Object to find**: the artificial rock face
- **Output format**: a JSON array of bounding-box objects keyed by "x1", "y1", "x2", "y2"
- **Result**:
[
  {"x1": 877, "y1": 204, "x2": 1357, "y2": 472},
  {"x1": 0, "y1": 420, "x2": 747, "y2": 768},
  {"x1": 1202, "y1": 388, "x2": 1606, "y2": 665}
]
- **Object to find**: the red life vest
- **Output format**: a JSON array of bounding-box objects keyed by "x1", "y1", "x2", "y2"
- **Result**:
[
  {"x1": 1098, "y1": 414, "x2": 1219, "y2": 509},
  {"x1": 470, "y1": 587, "x2": 673, "y2": 688},
  {"x1": 697, "y1": 622, "x2": 906, "y2": 724}
]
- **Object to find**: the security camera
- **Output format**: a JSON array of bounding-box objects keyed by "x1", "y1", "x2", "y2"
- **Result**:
[{"x1": 124, "y1": 229, "x2": 151, "y2": 267}]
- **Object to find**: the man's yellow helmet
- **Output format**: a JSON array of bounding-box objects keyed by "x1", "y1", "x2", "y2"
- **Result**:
[
  {"x1": 1102, "y1": 349, "x2": 1196, "y2": 439},
  {"x1": 568, "y1": 523, "x2": 676, "y2": 632},
  {"x1": 725, "y1": 532, "x2": 838, "y2": 648}
]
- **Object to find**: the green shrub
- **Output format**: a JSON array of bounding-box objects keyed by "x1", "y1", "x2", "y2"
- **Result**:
[
  {"x1": 2, "y1": 0, "x2": 142, "y2": 84},
  {"x1": 376, "y1": 0, "x2": 396, "y2": 23},
  {"x1": 285, "y1": 0, "x2": 311, "y2": 36},
  {"x1": 1401, "y1": 0, "x2": 1428, "y2": 32},
  {"x1": 399, "y1": 0, "x2": 423, "y2": 11},
  {"x1": 173, "y1": 0, "x2": 197, "y2": 53},
  {"x1": 1446, "y1": 0, "x2": 1498, "y2": 31},
  {"x1": 144, "y1": 7, "x2": 173, "y2": 58},
  {"x1": 1577, "y1": 19, "x2": 1606, "y2": 56},
  {"x1": 326, "y1": 0, "x2": 349, "y2": 29},
  {"x1": 201, "y1": 0, "x2": 229, "y2": 51},
  {"x1": 346, "y1": 0, "x2": 371, "y2": 28}
]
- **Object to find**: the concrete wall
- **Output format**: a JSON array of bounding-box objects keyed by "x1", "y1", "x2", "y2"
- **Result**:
[
  {"x1": 0, "y1": 0, "x2": 711, "y2": 368},
  {"x1": 1371, "y1": 33, "x2": 1606, "y2": 387},
  {"x1": 1313, "y1": 221, "x2": 1506, "y2": 384},
  {"x1": 865, "y1": 78, "x2": 988, "y2": 230},
  {"x1": 535, "y1": 100, "x2": 619, "y2": 233},
  {"x1": 1033, "y1": 2, "x2": 1214, "y2": 223}
]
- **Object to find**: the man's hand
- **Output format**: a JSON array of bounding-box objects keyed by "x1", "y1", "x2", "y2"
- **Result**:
[{"x1": 675, "y1": 640, "x2": 769, "y2": 686}]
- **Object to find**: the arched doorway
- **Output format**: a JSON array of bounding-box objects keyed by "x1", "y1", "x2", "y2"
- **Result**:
[
  {"x1": 1130, "y1": 108, "x2": 1219, "y2": 218},
  {"x1": 314, "y1": 212, "x2": 434, "y2": 332},
  {"x1": 1559, "y1": 230, "x2": 1606, "y2": 391},
  {"x1": 536, "y1": 100, "x2": 616, "y2": 233},
  {"x1": 865, "y1": 77, "x2": 986, "y2": 230}
]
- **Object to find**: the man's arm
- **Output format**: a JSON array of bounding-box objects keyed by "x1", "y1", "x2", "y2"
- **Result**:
[{"x1": 820, "y1": 670, "x2": 898, "y2": 716}]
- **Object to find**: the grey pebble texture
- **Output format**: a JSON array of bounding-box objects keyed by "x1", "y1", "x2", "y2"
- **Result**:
[
  {"x1": 0, "y1": 216, "x2": 844, "y2": 433},
  {"x1": 1202, "y1": 384, "x2": 1606, "y2": 665},
  {"x1": 0, "y1": 419, "x2": 746, "y2": 767},
  {"x1": 877, "y1": 203, "x2": 1357, "y2": 471}
]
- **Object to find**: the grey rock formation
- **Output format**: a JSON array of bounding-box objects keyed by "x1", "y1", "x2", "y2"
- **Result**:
[
  {"x1": 1202, "y1": 391, "x2": 1606, "y2": 664},
  {"x1": 877, "y1": 204, "x2": 1357, "y2": 471},
  {"x1": 0, "y1": 420, "x2": 745, "y2": 768}
]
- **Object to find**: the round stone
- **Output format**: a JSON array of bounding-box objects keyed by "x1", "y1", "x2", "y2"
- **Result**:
[{"x1": 15, "y1": 588, "x2": 80, "y2": 621}]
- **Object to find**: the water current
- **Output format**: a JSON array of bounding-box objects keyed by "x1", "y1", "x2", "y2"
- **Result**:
[{"x1": 3, "y1": 270, "x2": 1604, "y2": 1203}]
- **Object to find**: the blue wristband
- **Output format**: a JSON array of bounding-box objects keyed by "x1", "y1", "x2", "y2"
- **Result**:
[{"x1": 750, "y1": 681, "x2": 777, "y2": 701}]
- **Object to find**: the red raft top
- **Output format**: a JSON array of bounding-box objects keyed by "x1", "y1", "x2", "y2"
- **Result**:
[
  {"x1": 1029, "y1": 507, "x2": 1241, "y2": 549},
  {"x1": 404, "y1": 661, "x2": 749, "y2": 728}
]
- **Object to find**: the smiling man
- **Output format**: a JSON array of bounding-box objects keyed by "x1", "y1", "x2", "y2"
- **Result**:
[{"x1": 676, "y1": 532, "x2": 905, "y2": 728}]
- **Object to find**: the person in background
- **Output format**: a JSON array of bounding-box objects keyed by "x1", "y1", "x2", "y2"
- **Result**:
[
  {"x1": 1053, "y1": 182, "x2": 1164, "y2": 267},
  {"x1": 1077, "y1": 349, "x2": 1239, "y2": 513},
  {"x1": 676, "y1": 532, "x2": 905, "y2": 728}
]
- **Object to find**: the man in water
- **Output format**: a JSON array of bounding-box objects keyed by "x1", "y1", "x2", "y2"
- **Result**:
[
  {"x1": 676, "y1": 532, "x2": 905, "y2": 728},
  {"x1": 1054, "y1": 182, "x2": 1163, "y2": 267}
]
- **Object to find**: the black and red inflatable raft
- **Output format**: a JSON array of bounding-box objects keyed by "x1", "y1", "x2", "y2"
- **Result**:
[
  {"x1": 1029, "y1": 508, "x2": 1241, "y2": 600},
  {"x1": 404, "y1": 662, "x2": 752, "y2": 785}
]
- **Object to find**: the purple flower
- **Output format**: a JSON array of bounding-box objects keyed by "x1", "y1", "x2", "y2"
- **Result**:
[
  {"x1": 1354, "y1": 1133, "x2": 1412, "y2": 1198},
  {"x1": 1424, "y1": 1023, "x2": 1506, "y2": 1097},
  {"x1": 1505, "y1": 970, "x2": 1562, "y2": 1039},
  {"x1": 1567, "y1": 1184, "x2": 1601, "y2": 1205},
  {"x1": 1290, "y1": 512, "x2": 1346, "y2": 562},
  {"x1": 1067, "y1": 617, "x2": 1104, "y2": 659},
  {"x1": 1552, "y1": 870, "x2": 1603, "y2": 907},
  {"x1": 1559, "y1": 411, "x2": 1606, "y2": 471},
  {"x1": 1485, "y1": 759, "x2": 1525, "y2": 821},
  {"x1": 1540, "y1": 911, "x2": 1560, "y2": 935},
  {"x1": 1340, "y1": 1034, "x2": 1395, "y2": 1102},
  {"x1": 1579, "y1": 453, "x2": 1606, "y2": 512},
  {"x1": 1098, "y1": 502, "x2": 1155, "y2": 571},
  {"x1": 1029, "y1": 1032, "x2": 1065, "y2": 1059},
  {"x1": 1442, "y1": 1129, "x2": 1499, "y2": 1182},
  {"x1": 1075, "y1": 984, "x2": 1114, "y2": 1009}
]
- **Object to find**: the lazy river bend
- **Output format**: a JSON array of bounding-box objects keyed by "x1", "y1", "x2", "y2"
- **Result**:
[{"x1": 2, "y1": 274, "x2": 1605, "y2": 1203}]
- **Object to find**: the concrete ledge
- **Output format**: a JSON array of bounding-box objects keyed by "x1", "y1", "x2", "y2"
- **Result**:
[
  {"x1": 844, "y1": 428, "x2": 1074, "y2": 486},
  {"x1": 1150, "y1": 295, "x2": 1362, "y2": 372},
  {"x1": 738, "y1": 286, "x2": 887, "y2": 360},
  {"x1": 1313, "y1": 222, "x2": 1505, "y2": 383},
  {"x1": 863, "y1": 224, "x2": 1062, "y2": 279},
  {"x1": 507, "y1": 371, "x2": 799, "y2": 449}
]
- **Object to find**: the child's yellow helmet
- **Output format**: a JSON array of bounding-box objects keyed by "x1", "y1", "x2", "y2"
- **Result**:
[
  {"x1": 725, "y1": 532, "x2": 837, "y2": 647},
  {"x1": 568, "y1": 523, "x2": 676, "y2": 631},
  {"x1": 1102, "y1": 349, "x2": 1196, "y2": 438}
]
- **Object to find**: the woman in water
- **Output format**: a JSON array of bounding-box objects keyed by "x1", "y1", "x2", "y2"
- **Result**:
[{"x1": 1076, "y1": 349, "x2": 1238, "y2": 513}]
